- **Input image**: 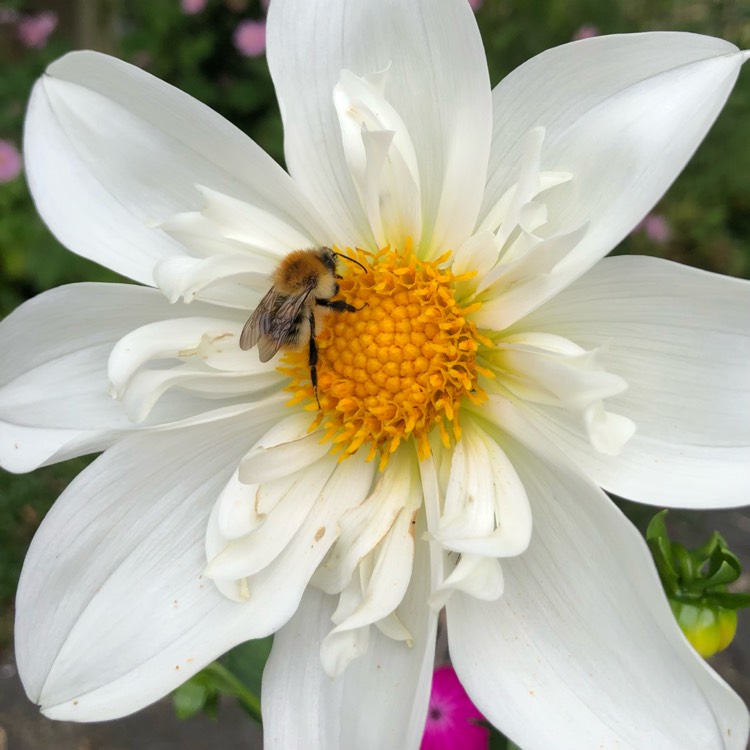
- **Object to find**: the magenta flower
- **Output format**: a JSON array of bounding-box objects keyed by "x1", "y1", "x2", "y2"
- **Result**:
[
  {"x1": 421, "y1": 666, "x2": 489, "y2": 750},
  {"x1": 573, "y1": 24, "x2": 600, "y2": 41},
  {"x1": 0, "y1": 139, "x2": 22, "y2": 183},
  {"x1": 640, "y1": 213, "x2": 673, "y2": 244},
  {"x1": 233, "y1": 19, "x2": 267, "y2": 57},
  {"x1": 16, "y1": 11, "x2": 57, "y2": 49},
  {"x1": 181, "y1": 0, "x2": 207, "y2": 14},
  {"x1": 468, "y1": 0, "x2": 484, "y2": 11}
]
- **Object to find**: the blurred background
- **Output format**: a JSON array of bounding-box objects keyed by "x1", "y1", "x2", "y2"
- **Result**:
[{"x1": 1, "y1": 0, "x2": 750, "y2": 748}]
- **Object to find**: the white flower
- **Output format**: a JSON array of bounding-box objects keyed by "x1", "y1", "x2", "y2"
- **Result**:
[{"x1": 2, "y1": 1, "x2": 749, "y2": 748}]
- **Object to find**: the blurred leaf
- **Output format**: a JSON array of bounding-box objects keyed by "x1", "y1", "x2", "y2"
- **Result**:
[
  {"x1": 173, "y1": 679, "x2": 214, "y2": 720},
  {"x1": 222, "y1": 636, "x2": 273, "y2": 698}
]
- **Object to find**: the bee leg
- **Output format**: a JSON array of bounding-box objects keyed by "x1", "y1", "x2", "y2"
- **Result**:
[
  {"x1": 308, "y1": 309, "x2": 321, "y2": 409},
  {"x1": 316, "y1": 298, "x2": 366, "y2": 313}
]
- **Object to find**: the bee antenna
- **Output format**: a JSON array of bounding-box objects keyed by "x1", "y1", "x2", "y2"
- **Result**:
[{"x1": 335, "y1": 251, "x2": 367, "y2": 272}]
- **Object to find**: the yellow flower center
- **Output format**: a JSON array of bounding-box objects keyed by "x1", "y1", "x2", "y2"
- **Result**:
[{"x1": 281, "y1": 246, "x2": 490, "y2": 469}]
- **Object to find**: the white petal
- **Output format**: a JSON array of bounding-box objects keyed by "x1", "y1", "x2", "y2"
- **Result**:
[
  {"x1": 447, "y1": 432, "x2": 749, "y2": 750},
  {"x1": 210, "y1": 451, "x2": 377, "y2": 614},
  {"x1": 195, "y1": 185, "x2": 315, "y2": 254},
  {"x1": 238, "y1": 412, "x2": 331, "y2": 485},
  {"x1": 205, "y1": 456, "x2": 338, "y2": 581},
  {"x1": 519, "y1": 255, "x2": 750, "y2": 507},
  {"x1": 333, "y1": 69, "x2": 422, "y2": 247},
  {"x1": 117, "y1": 364, "x2": 281, "y2": 425},
  {"x1": 418, "y1": 453, "x2": 446, "y2": 592},
  {"x1": 321, "y1": 506, "x2": 415, "y2": 673},
  {"x1": 153, "y1": 253, "x2": 274, "y2": 308},
  {"x1": 312, "y1": 449, "x2": 418, "y2": 594},
  {"x1": 431, "y1": 554, "x2": 504, "y2": 610},
  {"x1": 437, "y1": 419, "x2": 531, "y2": 558},
  {"x1": 488, "y1": 332, "x2": 635, "y2": 456},
  {"x1": 482, "y1": 33, "x2": 746, "y2": 308},
  {"x1": 26, "y1": 51, "x2": 328, "y2": 285},
  {"x1": 472, "y1": 223, "x2": 588, "y2": 329},
  {"x1": 14, "y1": 402, "x2": 303, "y2": 721},
  {"x1": 0, "y1": 284, "x2": 234, "y2": 471},
  {"x1": 267, "y1": 0, "x2": 491, "y2": 252},
  {"x1": 262, "y1": 525, "x2": 437, "y2": 750},
  {"x1": 212, "y1": 466, "x2": 265, "y2": 540},
  {"x1": 452, "y1": 230, "x2": 501, "y2": 280}
]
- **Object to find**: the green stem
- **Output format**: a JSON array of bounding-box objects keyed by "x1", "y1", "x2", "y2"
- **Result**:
[{"x1": 203, "y1": 662, "x2": 263, "y2": 724}]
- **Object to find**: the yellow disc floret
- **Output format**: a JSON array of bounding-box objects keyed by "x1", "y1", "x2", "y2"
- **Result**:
[{"x1": 281, "y1": 246, "x2": 491, "y2": 469}]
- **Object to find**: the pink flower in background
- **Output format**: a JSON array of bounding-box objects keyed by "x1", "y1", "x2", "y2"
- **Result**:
[
  {"x1": 642, "y1": 213, "x2": 673, "y2": 243},
  {"x1": 0, "y1": 139, "x2": 22, "y2": 183},
  {"x1": 573, "y1": 24, "x2": 599, "y2": 40},
  {"x1": 421, "y1": 666, "x2": 489, "y2": 750},
  {"x1": 181, "y1": 0, "x2": 207, "y2": 14},
  {"x1": 468, "y1": 0, "x2": 484, "y2": 11},
  {"x1": 233, "y1": 19, "x2": 266, "y2": 57},
  {"x1": 633, "y1": 213, "x2": 673, "y2": 243},
  {"x1": 16, "y1": 11, "x2": 57, "y2": 49}
]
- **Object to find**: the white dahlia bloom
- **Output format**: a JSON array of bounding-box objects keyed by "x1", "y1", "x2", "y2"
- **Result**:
[{"x1": 2, "y1": 0, "x2": 749, "y2": 748}]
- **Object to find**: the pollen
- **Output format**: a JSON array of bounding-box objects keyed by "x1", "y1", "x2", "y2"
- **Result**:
[{"x1": 280, "y1": 246, "x2": 491, "y2": 469}]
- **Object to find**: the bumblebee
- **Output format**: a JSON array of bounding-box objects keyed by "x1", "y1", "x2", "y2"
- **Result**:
[{"x1": 240, "y1": 246, "x2": 365, "y2": 405}]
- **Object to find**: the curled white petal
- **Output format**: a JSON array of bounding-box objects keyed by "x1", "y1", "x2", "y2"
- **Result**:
[
  {"x1": 488, "y1": 332, "x2": 635, "y2": 456},
  {"x1": 334, "y1": 68, "x2": 422, "y2": 247},
  {"x1": 429, "y1": 554, "x2": 504, "y2": 610},
  {"x1": 238, "y1": 413, "x2": 331, "y2": 485},
  {"x1": 435, "y1": 419, "x2": 532, "y2": 558}
]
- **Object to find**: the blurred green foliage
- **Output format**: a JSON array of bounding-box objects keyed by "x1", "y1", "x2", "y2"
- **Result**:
[
  {"x1": 172, "y1": 637, "x2": 272, "y2": 722},
  {"x1": 0, "y1": 0, "x2": 750, "y2": 732}
]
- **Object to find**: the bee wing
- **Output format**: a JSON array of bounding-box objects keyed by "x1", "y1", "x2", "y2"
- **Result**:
[
  {"x1": 269, "y1": 286, "x2": 315, "y2": 341},
  {"x1": 240, "y1": 287, "x2": 282, "y2": 352}
]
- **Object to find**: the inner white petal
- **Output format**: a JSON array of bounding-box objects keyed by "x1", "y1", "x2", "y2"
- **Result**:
[
  {"x1": 206, "y1": 455, "x2": 338, "y2": 580},
  {"x1": 489, "y1": 332, "x2": 635, "y2": 456},
  {"x1": 157, "y1": 212, "x2": 251, "y2": 259},
  {"x1": 106, "y1": 312, "x2": 286, "y2": 428},
  {"x1": 494, "y1": 126, "x2": 545, "y2": 250},
  {"x1": 238, "y1": 412, "x2": 331, "y2": 485},
  {"x1": 478, "y1": 127, "x2": 572, "y2": 243},
  {"x1": 214, "y1": 466, "x2": 264, "y2": 540},
  {"x1": 320, "y1": 507, "x2": 416, "y2": 677},
  {"x1": 195, "y1": 185, "x2": 314, "y2": 254},
  {"x1": 155, "y1": 186, "x2": 321, "y2": 309},
  {"x1": 154, "y1": 254, "x2": 273, "y2": 308},
  {"x1": 452, "y1": 230, "x2": 501, "y2": 280},
  {"x1": 429, "y1": 554, "x2": 504, "y2": 610},
  {"x1": 206, "y1": 449, "x2": 376, "y2": 623},
  {"x1": 471, "y1": 223, "x2": 589, "y2": 330},
  {"x1": 467, "y1": 126, "x2": 577, "y2": 324},
  {"x1": 334, "y1": 68, "x2": 422, "y2": 247},
  {"x1": 435, "y1": 419, "x2": 532, "y2": 558},
  {"x1": 312, "y1": 449, "x2": 420, "y2": 595},
  {"x1": 319, "y1": 576, "x2": 371, "y2": 678},
  {"x1": 108, "y1": 317, "x2": 244, "y2": 394},
  {"x1": 118, "y1": 362, "x2": 282, "y2": 424}
]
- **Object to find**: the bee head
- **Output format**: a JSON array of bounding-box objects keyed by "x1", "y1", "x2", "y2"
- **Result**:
[{"x1": 318, "y1": 246, "x2": 338, "y2": 273}]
